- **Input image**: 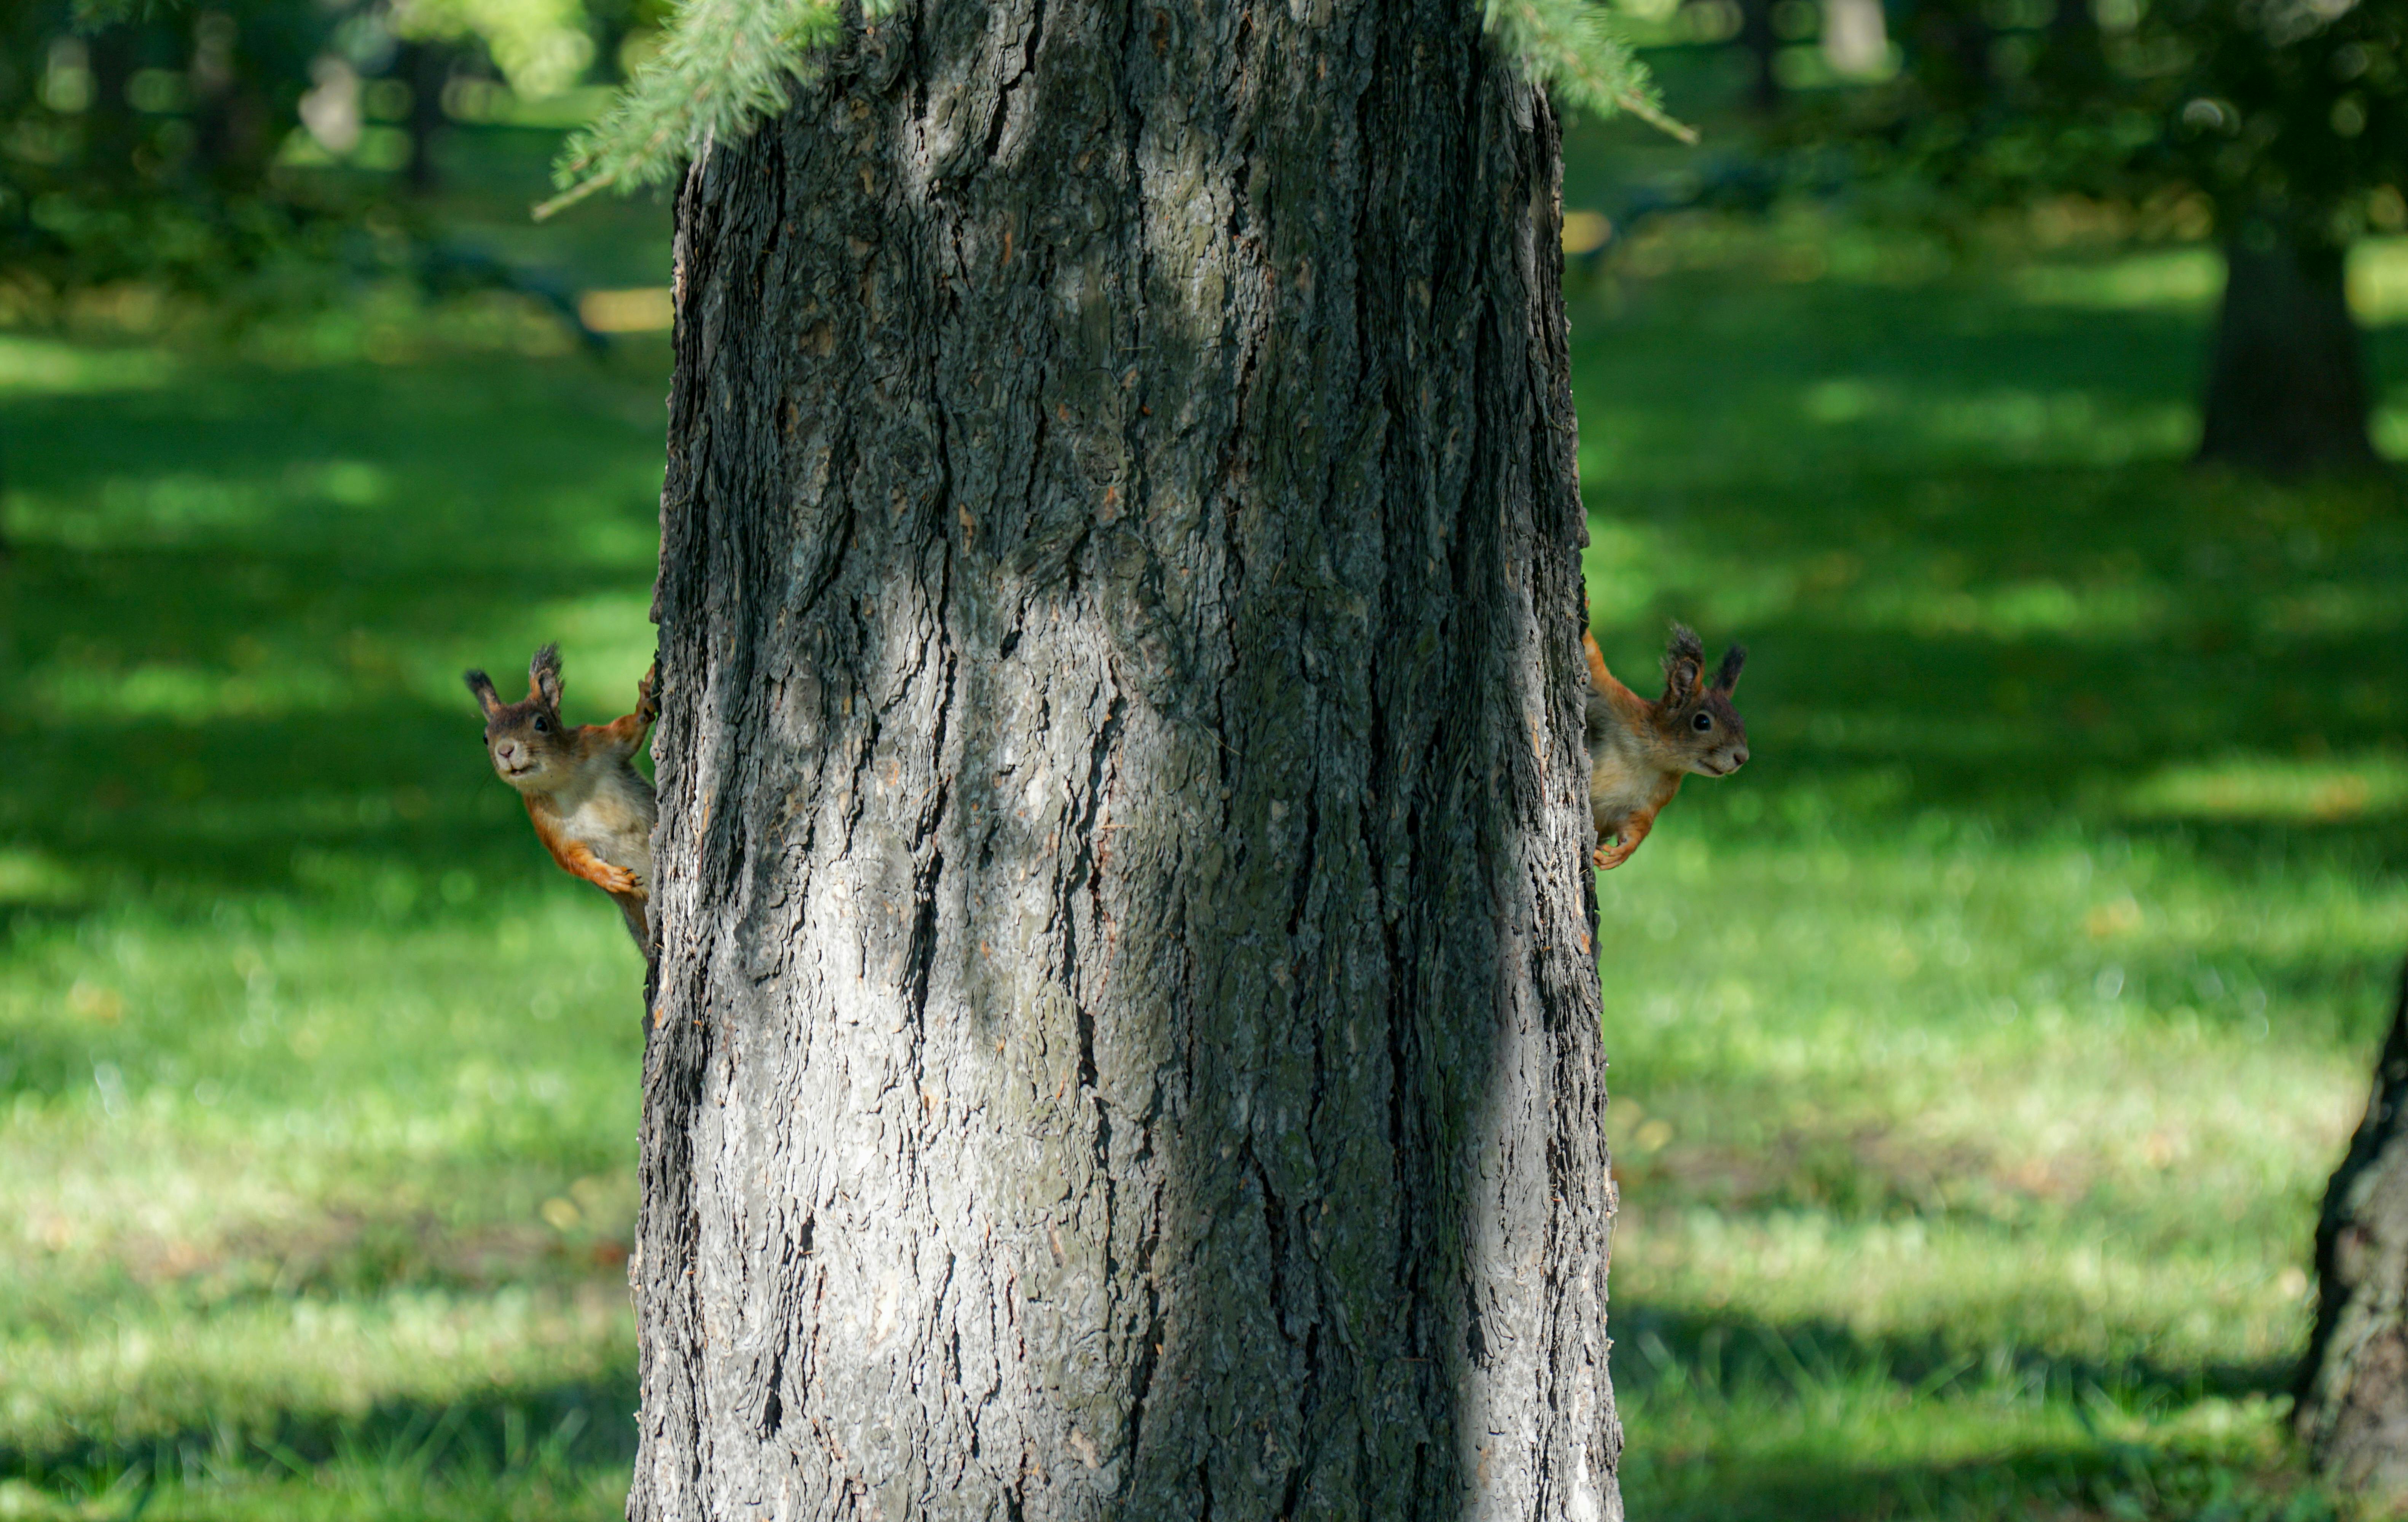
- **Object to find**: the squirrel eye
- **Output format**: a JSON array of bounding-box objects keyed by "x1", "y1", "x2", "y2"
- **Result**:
[
  {"x1": 1691, "y1": 711, "x2": 1713, "y2": 732},
  {"x1": 532, "y1": 716, "x2": 550, "y2": 733}
]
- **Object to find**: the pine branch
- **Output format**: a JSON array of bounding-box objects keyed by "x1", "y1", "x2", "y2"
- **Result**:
[
  {"x1": 543, "y1": 0, "x2": 1684, "y2": 218},
  {"x1": 538, "y1": 0, "x2": 894, "y2": 218},
  {"x1": 1485, "y1": 0, "x2": 1698, "y2": 142}
]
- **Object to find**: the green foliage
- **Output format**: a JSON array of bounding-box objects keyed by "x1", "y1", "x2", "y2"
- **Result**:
[
  {"x1": 1485, "y1": 0, "x2": 1695, "y2": 141},
  {"x1": 540, "y1": 0, "x2": 885, "y2": 216},
  {"x1": 389, "y1": 0, "x2": 600, "y2": 97},
  {"x1": 543, "y1": 0, "x2": 1678, "y2": 215},
  {"x1": 0, "y1": 0, "x2": 357, "y2": 301},
  {"x1": 1805, "y1": 0, "x2": 2408, "y2": 244}
]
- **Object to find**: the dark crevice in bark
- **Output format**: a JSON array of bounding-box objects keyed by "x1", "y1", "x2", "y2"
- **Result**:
[
  {"x1": 980, "y1": 0, "x2": 1044, "y2": 169},
  {"x1": 1285, "y1": 785, "x2": 1321, "y2": 936},
  {"x1": 1123, "y1": 1280, "x2": 1163, "y2": 1463},
  {"x1": 759, "y1": 1344, "x2": 785, "y2": 1439}
]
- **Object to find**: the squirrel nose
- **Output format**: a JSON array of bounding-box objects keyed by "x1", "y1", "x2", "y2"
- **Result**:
[
  {"x1": 1732, "y1": 747, "x2": 1750, "y2": 769},
  {"x1": 495, "y1": 740, "x2": 521, "y2": 766}
]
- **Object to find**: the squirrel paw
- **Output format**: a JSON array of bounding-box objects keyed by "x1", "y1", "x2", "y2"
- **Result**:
[
  {"x1": 636, "y1": 663, "x2": 660, "y2": 725},
  {"x1": 595, "y1": 864, "x2": 643, "y2": 895},
  {"x1": 1593, "y1": 841, "x2": 1636, "y2": 871}
]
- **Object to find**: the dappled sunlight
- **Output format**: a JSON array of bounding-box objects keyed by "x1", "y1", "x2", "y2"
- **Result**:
[
  {"x1": 0, "y1": 334, "x2": 180, "y2": 395},
  {"x1": 1573, "y1": 291, "x2": 2408, "y2": 1502},
  {"x1": 0, "y1": 325, "x2": 669, "y2": 1507},
  {"x1": 2125, "y1": 754, "x2": 2408, "y2": 825},
  {"x1": 2011, "y1": 247, "x2": 2220, "y2": 312},
  {"x1": 0, "y1": 849, "x2": 80, "y2": 908},
  {"x1": 2352, "y1": 237, "x2": 2408, "y2": 325},
  {"x1": 30, "y1": 660, "x2": 354, "y2": 724}
]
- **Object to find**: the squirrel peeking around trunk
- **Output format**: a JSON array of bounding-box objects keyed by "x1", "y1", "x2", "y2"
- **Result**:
[
  {"x1": 1583, "y1": 623, "x2": 1748, "y2": 869},
  {"x1": 465, "y1": 645, "x2": 659, "y2": 952}
]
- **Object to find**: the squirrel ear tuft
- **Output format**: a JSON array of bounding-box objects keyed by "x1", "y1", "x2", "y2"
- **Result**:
[
  {"x1": 1661, "y1": 623, "x2": 1705, "y2": 701},
  {"x1": 1713, "y1": 643, "x2": 1747, "y2": 694},
  {"x1": 528, "y1": 643, "x2": 564, "y2": 710},
  {"x1": 464, "y1": 669, "x2": 502, "y2": 716}
]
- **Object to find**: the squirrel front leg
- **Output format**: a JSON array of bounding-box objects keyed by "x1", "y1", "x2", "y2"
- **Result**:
[
  {"x1": 1594, "y1": 807, "x2": 1658, "y2": 870},
  {"x1": 528, "y1": 807, "x2": 644, "y2": 895},
  {"x1": 556, "y1": 837, "x2": 643, "y2": 896},
  {"x1": 592, "y1": 664, "x2": 658, "y2": 752}
]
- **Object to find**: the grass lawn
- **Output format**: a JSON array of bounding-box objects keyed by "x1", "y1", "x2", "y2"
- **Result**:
[{"x1": 2, "y1": 122, "x2": 2405, "y2": 1518}]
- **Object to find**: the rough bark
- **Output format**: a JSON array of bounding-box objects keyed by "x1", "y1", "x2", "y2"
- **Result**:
[
  {"x1": 2198, "y1": 228, "x2": 2381, "y2": 478},
  {"x1": 2300, "y1": 960, "x2": 2408, "y2": 1498},
  {"x1": 633, "y1": 3, "x2": 1617, "y2": 1519}
]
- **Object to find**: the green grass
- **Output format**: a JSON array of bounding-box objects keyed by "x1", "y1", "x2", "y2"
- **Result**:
[
  {"x1": 1569, "y1": 208, "x2": 2408, "y2": 1517},
  {"x1": 3, "y1": 118, "x2": 2406, "y2": 1518},
  {"x1": 0, "y1": 285, "x2": 672, "y2": 1516}
]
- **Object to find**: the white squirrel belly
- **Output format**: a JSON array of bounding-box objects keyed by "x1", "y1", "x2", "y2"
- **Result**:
[{"x1": 566, "y1": 767, "x2": 658, "y2": 884}]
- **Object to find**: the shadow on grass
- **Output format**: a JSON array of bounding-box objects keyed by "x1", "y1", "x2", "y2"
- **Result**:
[
  {"x1": 1623, "y1": 1437, "x2": 2186, "y2": 1522},
  {"x1": 0, "y1": 1370, "x2": 640, "y2": 1490},
  {"x1": 1613, "y1": 1300, "x2": 2292, "y2": 1407}
]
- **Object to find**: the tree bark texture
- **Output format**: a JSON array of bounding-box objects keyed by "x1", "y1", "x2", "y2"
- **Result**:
[
  {"x1": 2300, "y1": 960, "x2": 2408, "y2": 1498},
  {"x1": 632, "y1": 4, "x2": 1616, "y2": 1520},
  {"x1": 2198, "y1": 229, "x2": 2381, "y2": 478}
]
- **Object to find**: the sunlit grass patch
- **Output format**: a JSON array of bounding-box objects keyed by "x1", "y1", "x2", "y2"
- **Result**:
[
  {"x1": 2125, "y1": 754, "x2": 2408, "y2": 825},
  {"x1": 2011, "y1": 246, "x2": 2222, "y2": 312},
  {"x1": 0, "y1": 334, "x2": 181, "y2": 395}
]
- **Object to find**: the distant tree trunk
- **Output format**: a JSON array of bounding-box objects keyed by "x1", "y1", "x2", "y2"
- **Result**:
[
  {"x1": 631, "y1": 0, "x2": 1619, "y2": 1517},
  {"x1": 1738, "y1": 0, "x2": 1783, "y2": 111},
  {"x1": 85, "y1": 24, "x2": 140, "y2": 183},
  {"x1": 393, "y1": 40, "x2": 449, "y2": 194},
  {"x1": 2198, "y1": 225, "x2": 2380, "y2": 477},
  {"x1": 2300, "y1": 960, "x2": 2408, "y2": 1498}
]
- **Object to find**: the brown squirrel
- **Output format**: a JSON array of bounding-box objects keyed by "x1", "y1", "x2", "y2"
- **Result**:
[
  {"x1": 466, "y1": 645, "x2": 658, "y2": 950},
  {"x1": 1583, "y1": 624, "x2": 1748, "y2": 869}
]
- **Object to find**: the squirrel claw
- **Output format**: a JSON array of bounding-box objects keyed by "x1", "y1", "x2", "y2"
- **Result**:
[{"x1": 636, "y1": 663, "x2": 660, "y2": 725}]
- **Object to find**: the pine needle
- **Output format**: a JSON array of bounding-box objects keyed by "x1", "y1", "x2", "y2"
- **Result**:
[
  {"x1": 1485, "y1": 0, "x2": 1699, "y2": 142},
  {"x1": 538, "y1": 0, "x2": 893, "y2": 219},
  {"x1": 542, "y1": 0, "x2": 1683, "y2": 218}
]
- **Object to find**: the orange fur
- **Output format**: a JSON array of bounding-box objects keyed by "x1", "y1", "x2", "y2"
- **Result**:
[
  {"x1": 1583, "y1": 624, "x2": 1749, "y2": 869},
  {"x1": 468, "y1": 650, "x2": 659, "y2": 952}
]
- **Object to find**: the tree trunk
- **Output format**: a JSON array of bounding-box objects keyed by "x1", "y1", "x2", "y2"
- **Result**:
[
  {"x1": 631, "y1": 1, "x2": 1618, "y2": 1518},
  {"x1": 2198, "y1": 226, "x2": 2381, "y2": 477},
  {"x1": 2300, "y1": 960, "x2": 2408, "y2": 1499},
  {"x1": 1737, "y1": 0, "x2": 1782, "y2": 112},
  {"x1": 394, "y1": 40, "x2": 449, "y2": 195}
]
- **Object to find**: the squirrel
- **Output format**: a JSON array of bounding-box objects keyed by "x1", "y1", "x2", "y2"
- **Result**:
[
  {"x1": 1583, "y1": 623, "x2": 1748, "y2": 869},
  {"x1": 465, "y1": 645, "x2": 659, "y2": 951}
]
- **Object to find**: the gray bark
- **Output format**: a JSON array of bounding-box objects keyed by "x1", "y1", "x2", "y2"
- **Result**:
[
  {"x1": 2300, "y1": 960, "x2": 2408, "y2": 1497},
  {"x1": 632, "y1": 2, "x2": 1618, "y2": 1517}
]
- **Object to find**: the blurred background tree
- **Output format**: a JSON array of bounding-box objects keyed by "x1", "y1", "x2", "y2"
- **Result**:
[
  {"x1": 1798, "y1": 0, "x2": 2408, "y2": 475},
  {"x1": 0, "y1": 0, "x2": 664, "y2": 312}
]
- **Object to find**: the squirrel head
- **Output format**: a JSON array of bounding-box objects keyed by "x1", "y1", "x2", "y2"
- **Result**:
[
  {"x1": 1654, "y1": 624, "x2": 1749, "y2": 778},
  {"x1": 464, "y1": 644, "x2": 571, "y2": 793}
]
